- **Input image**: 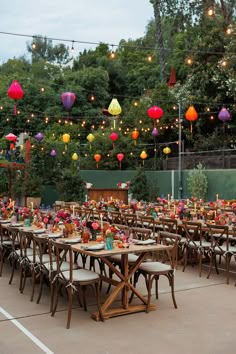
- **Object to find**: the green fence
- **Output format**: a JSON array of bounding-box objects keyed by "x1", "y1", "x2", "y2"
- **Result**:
[{"x1": 41, "y1": 169, "x2": 236, "y2": 206}]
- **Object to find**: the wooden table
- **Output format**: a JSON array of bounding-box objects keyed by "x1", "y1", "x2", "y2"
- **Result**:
[{"x1": 72, "y1": 242, "x2": 172, "y2": 321}]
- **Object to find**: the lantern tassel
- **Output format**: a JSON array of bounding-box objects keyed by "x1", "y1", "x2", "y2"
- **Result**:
[
  {"x1": 65, "y1": 144, "x2": 67, "y2": 151},
  {"x1": 14, "y1": 103, "x2": 17, "y2": 115},
  {"x1": 96, "y1": 162, "x2": 98, "y2": 168},
  {"x1": 190, "y1": 123, "x2": 193, "y2": 134},
  {"x1": 113, "y1": 119, "x2": 116, "y2": 129},
  {"x1": 119, "y1": 161, "x2": 121, "y2": 169}
]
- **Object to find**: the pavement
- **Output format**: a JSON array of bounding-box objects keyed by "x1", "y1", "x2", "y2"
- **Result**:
[{"x1": 0, "y1": 258, "x2": 236, "y2": 354}]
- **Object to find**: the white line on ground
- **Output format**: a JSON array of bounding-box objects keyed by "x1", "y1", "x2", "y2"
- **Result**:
[{"x1": 0, "y1": 307, "x2": 54, "y2": 354}]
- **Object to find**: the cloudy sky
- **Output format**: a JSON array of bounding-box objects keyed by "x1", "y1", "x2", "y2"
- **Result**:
[{"x1": 0, "y1": 0, "x2": 154, "y2": 63}]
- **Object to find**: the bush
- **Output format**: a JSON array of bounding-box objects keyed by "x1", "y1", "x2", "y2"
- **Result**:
[
  {"x1": 187, "y1": 163, "x2": 208, "y2": 199},
  {"x1": 130, "y1": 168, "x2": 149, "y2": 201}
]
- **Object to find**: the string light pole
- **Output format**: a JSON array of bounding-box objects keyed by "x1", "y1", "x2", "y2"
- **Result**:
[{"x1": 178, "y1": 100, "x2": 183, "y2": 200}]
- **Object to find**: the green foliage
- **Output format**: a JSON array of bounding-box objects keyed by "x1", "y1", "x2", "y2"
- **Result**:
[
  {"x1": 130, "y1": 168, "x2": 149, "y2": 201},
  {"x1": 56, "y1": 169, "x2": 85, "y2": 202},
  {"x1": 187, "y1": 163, "x2": 208, "y2": 199}
]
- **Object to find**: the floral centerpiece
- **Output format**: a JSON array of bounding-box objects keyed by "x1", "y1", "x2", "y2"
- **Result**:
[{"x1": 117, "y1": 181, "x2": 130, "y2": 189}]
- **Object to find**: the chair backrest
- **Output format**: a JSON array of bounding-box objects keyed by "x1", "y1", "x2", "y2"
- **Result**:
[
  {"x1": 50, "y1": 240, "x2": 73, "y2": 283},
  {"x1": 32, "y1": 234, "x2": 49, "y2": 263},
  {"x1": 157, "y1": 231, "x2": 181, "y2": 268},
  {"x1": 206, "y1": 224, "x2": 229, "y2": 252},
  {"x1": 113, "y1": 224, "x2": 130, "y2": 239},
  {"x1": 131, "y1": 227, "x2": 152, "y2": 240},
  {"x1": 139, "y1": 216, "x2": 155, "y2": 233},
  {"x1": 123, "y1": 213, "x2": 137, "y2": 227},
  {"x1": 159, "y1": 218, "x2": 178, "y2": 233},
  {"x1": 18, "y1": 230, "x2": 34, "y2": 258},
  {"x1": 7, "y1": 227, "x2": 20, "y2": 250},
  {"x1": 182, "y1": 221, "x2": 202, "y2": 246},
  {"x1": 108, "y1": 211, "x2": 123, "y2": 225}
]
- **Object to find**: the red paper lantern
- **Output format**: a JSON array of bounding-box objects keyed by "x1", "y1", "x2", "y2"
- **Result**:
[
  {"x1": 185, "y1": 105, "x2": 198, "y2": 133},
  {"x1": 110, "y1": 132, "x2": 119, "y2": 148},
  {"x1": 147, "y1": 106, "x2": 163, "y2": 127},
  {"x1": 94, "y1": 153, "x2": 101, "y2": 168},
  {"x1": 5, "y1": 133, "x2": 17, "y2": 150},
  {"x1": 7, "y1": 80, "x2": 24, "y2": 115},
  {"x1": 117, "y1": 153, "x2": 124, "y2": 169}
]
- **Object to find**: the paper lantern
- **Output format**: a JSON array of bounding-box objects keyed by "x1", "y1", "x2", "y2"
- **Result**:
[
  {"x1": 62, "y1": 133, "x2": 70, "y2": 150},
  {"x1": 152, "y1": 127, "x2": 159, "y2": 137},
  {"x1": 5, "y1": 133, "x2": 17, "y2": 150},
  {"x1": 110, "y1": 132, "x2": 118, "y2": 148},
  {"x1": 35, "y1": 132, "x2": 44, "y2": 142},
  {"x1": 50, "y1": 149, "x2": 57, "y2": 157},
  {"x1": 61, "y1": 92, "x2": 76, "y2": 111},
  {"x1": 147, "y1": 106, "x2": 163, "y2": 127},
  {"x1": 87, "y1": 133, "x2": 95, "y2": 150},
  {"x1": 117, "y1": 153, "x2": 124, "y2": 169},
  {"x1": 185, "y1": 105, "x2": 198, "y2": 133},
  {"x1": 94, "y1": 153, "x2": 101, "y2": 168},
  {"x1": 72, "y1": 152, "x2": 79, "y2": 161},
  {"x1": 131, "y1": 130, "x2": 139, "y2": 145},
  {"x1": 108, "y1": 98, "x2": 122, "y2": 128},
  {"x1": 7, "y1": 80, "x2": 24, "y2": 115},
  {"x1": 163, "y1": 146, "x2": 171, "y2": 159},
  {"x1": 140, "y1": 150, "x2": 148, "y2": 165},
  {"x1": 218, "y1": 108, "x2": 230, "y2": 122}
]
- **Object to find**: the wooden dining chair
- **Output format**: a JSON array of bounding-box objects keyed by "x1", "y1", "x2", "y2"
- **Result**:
[
  {"x1": 131, "y1": 231, "x2": 181, "y2": 311},
  {"x1": 3, "y1": 227, "x2": 21, "y2": 285},
  {"x1": 50, "y1": 240, "x2": 103, "y2": 328},
  {"x1": 206, "y1": 224, "x2": 236, "y2": 284},
  {"x1": 182, "y1": 221, "x2": 211, "y2": 276}
]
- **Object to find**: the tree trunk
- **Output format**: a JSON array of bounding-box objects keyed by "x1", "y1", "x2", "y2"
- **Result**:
[{"x1": 151, "y1": 0, "x2": 166, "y2": 82}]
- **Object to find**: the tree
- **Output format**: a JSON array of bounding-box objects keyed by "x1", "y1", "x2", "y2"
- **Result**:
[
  {"x1": 130, "y1": 168, "x2": 149, "y2": 200},
  {"x1": 187, "y1": 163, "x2": 208, "y2": 199},
  {"x1": 56, "y1": 169, "x2": 85, "y2": 202}
]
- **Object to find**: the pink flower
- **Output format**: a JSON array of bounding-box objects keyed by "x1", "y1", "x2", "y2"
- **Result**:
[
  {"x1": 43, "y1": 217, "x2": 49, "y2": 224},
  {"x1": 54, "y1": 217, "x2": 60, "y2": 223},
  {"x1": 92, "y1": 222, "x2": 99, "y2": 230}
]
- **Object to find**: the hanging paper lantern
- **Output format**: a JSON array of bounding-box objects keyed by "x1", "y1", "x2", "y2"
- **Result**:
[
  {"x1": 108, "y1": 98, "x2": 122, "y2": 128},
  {"x1": 117, "y1": 153, "x2": 124, "y2": 169},
  {"x1": 5, "y1": 133, "x2": 17, "y2": 150},
  {"x1": 131, "y1": 130, "x2": 139, "y2": 145},
  {"x1": 72, "y1": 152, "x2": 79, "y2": 161},
  {"x1": 87, "y1": 133, "x2": 95, "y2": 150},
  {"x1": 94, "y1": 153, "x2": 101, "y2": 168},
  {"x1": 152, "y1": 127, "x2": 159, "y2": 138},
  {"x1": 185, "y1": 105, "x2": 198, "y2": 133},
  {"x1": 61, "y1": 92, "x2": 76, "y2": 111},
  {"x1": 50, "y1": 149, "x2": 57, "y2": 157},
  {"x1": 7, "y1": 80, "x2": 24, "y2": 115},
  {"x1": 140, "y1": 150, "x2": 148, "y2": 165},
  {"x1": 147, "y1": 106, "x2": 163, "y2": 127},
  {"x1": 35, "y1": 132, "x2": 44, "y2": 142},
  {"x1": 218, "y1": 107, "x2": 230, "y2": 122},
  {"x1": 62, "y1": 133, "x2": 70, "y2": 151},
  {"x1": 110, "y1": 132, "x2": 119, "y2": 148},
  {"x1": 163, "y1": 146, "x2": 171, "y2": 159}
]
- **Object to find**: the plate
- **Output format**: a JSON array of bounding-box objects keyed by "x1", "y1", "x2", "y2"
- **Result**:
[
  {"x1": 34, "y1": 229, "x2": 46, "y2": 234},
  {"x1": 85, "y1": 244, "x2": 105, "y2": 251},
  {"x1": 10, "y1": 223, "x2": 23, "y2": 227},
  {"x1": 0, "y1": 219, "x2": 12, "y2": 224},
  {"x1": 134, "y1": 239, "x2": 156, "y2": 245},
  {"x1": 47, "y1": 232, "x2": 63, "y2": 239},
  {"x1": 63, "y1": 237, "x2": 82, "y2": 244}
]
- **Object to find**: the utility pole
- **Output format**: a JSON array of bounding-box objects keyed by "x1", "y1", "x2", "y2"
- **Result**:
[{"x1": 178, "y1": 101, "x2": 183, "y2": 199}]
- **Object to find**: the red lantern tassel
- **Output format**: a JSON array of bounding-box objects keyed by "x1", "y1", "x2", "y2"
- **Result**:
[
  {"x1": 10, "y1": 143, "x2": 15, "y2": 150},
  {"x1": 14, "y1": 103, "x2": 17, "y2": 115},
  {"x1": 96, "y1": 162, "x2": 98, "y2": 168},
  {"x1": 119, "y1": 161, "x2": 121, "y2": 169}
]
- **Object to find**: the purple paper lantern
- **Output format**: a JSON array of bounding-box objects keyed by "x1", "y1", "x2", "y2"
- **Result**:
[
  {"x1": 50, "y1": 149, "x2": 57, "y2": 157},
  {"x1": 35, "y1": 132, "x2": 44, "y2": 142},
  {"x1": 152, "y1": 127, "x2": 159, "y2": 137},
  {"x1": 218, "y1": 108, "x2": 230, "y2": 122},
  {"x1": 61, "y1": 92, "x2": 76, "y2": 111}
]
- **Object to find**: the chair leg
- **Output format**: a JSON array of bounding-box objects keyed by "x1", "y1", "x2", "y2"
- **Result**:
[
  {"x1": 36, "y1": 272, "x2": 44, "y2": 304},
  {"x1": 207, "y1": 252, "x2": 214, "y2": 279},
  {"x1": 146, "y1": 274, "x2": 152, "y2": 313},
  {"x1": 167, "y1": 272, "x2": 178, "y2": 309},
  {"x1": 9, "y1": 257, "x2": 17, "y2": 285},
  {"x1": 30, "y1": 269, "x2": 36, "y2": 302},
  {"x1": 82, "y1": 286, "x2": 87, "y2": 311},
  {"x1": 51, "y1": 282, "x2": 61, "y2": 317},
  {"x1": 155, "y1": 275, "x2": 159, "y2": 299},
  {"x1": 94, "y1": 282, "x2": 104, "y2": 322},
  {"x1": 66, "y1": 287, "x2": 73, "y2": 329}
]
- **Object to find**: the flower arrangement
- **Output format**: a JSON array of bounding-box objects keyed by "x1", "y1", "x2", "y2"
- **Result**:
[
  {"x1": 83, "y1": 181, "x2": 93, "y2": 189},
  {"x1": 117, "y1": 181, "x2": 130, "y2": 189}
]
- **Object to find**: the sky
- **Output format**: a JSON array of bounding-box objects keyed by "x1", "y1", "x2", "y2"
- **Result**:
[{"x1": 0, "y1": 0, "x2": 154, "y2": 63}]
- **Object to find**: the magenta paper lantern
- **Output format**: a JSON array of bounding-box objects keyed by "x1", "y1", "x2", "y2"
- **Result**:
[
  {"x1": 61, "y1": 92, "x2": 76, "y2": 111},
  {"x1": 35, "y1": 132, "x2": 44, "y2": 142},
  {"x1": 50, "y1": 149, "x2": 57, "y2": 157},
  {"x1": 7, "y1": 80, "x2": 24, "y2": 115},
  {"x1": 117, "y1": 153, "x2": 124, "y2": 169},
  {"x1": 152, "y1": 127, "x2": 159, "y2": 137},
  {"x1": 147, "y1": 106, "x2": 163, "y2": 127},
  {"x1": 218, "y1": 108, "x2": 230, "y2": 122}
]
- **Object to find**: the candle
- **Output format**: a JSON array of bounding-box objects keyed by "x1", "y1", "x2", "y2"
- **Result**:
[
  {"x1": 194, "y1": 203, "x2": 197, "y2": 213},
  {"x1": 100, "y1": 214, "x2": 103, "y2": 230},
  {"x1": 167, "y1": 194, "x2": 170, "y2": 201},
  {"x1": 174, "y1": 205, "x2": 176, "y2": 214},
  {"x1": 12, "y1": 200, "x2": 15, "y2": 210},
  {"x1": 31, "y1": 202, "x2": 34, "y2": 211},
  {"x1": 72, "y1": 205, "x2": 75, "y2": 217},
  {"x1": 216, "y1": 194, "x2": 219, "y2": 202},
  {"x1": 85, "y1": 195, "x2": 88, "y2": 202}
]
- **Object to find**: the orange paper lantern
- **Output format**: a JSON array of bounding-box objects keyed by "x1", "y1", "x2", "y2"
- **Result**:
[
  {"x1": 185, "y1": 105, "x2": 198, "y2": 133},
  {"x1": 94, "y1": 153, "x2": 101, "y2": 168},
  {"x1": 131, "y1": 130, "x2": 139, "y2": 145}
]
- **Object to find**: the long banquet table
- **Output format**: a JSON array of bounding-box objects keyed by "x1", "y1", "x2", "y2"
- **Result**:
[{"x1": 72, "y1": 241, "x2": 172, "y2": 321}]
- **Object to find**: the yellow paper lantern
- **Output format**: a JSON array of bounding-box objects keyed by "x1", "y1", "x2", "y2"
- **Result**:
[
  {"x1": 72, "y1": 152, "x2": 79, "y2": 161},
  {"x1": 62, "y1": 133, "x2": 70, "y2": 151},
  {"x1": 140, "y1": 150, "x2": 148, "y2": 165},
  {"x1": 108, "y1": 98, "x2": 122, "y2": 128},
  {"x1": 163, "y1": 146, "x2": 171, "y2": 159},
  {"x1": 87, "y1": 133, "x2": 95, "y2": 150}
]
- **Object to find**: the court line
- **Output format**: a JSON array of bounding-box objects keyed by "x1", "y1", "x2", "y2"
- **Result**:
[{"x1": 0, "y1": 307, "x2": 54, "y2": 354}]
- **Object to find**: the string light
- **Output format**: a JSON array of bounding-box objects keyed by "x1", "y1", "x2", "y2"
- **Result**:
[
  {"x1": 207, "y1": 7, "x2": 215, "y2": 17},
  {"x1": 185, "y1": 57, "x2": 193, "y2": 65},
  {"x1": 147, "y1": 54, "x2": 153, "y2": 62},
  {"x1": 110, "y1": 45, "x2": 116, "y2": 59}
]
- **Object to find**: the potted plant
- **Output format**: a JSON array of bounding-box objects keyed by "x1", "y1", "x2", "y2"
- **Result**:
[{"x1": 187, "y1": 163, "x2": 208, "y2": 200}]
